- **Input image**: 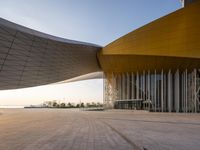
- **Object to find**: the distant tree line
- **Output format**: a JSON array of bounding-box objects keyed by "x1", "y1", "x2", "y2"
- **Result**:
[{"x1": 42, "y1": 100, "x2": 103, "y2": 108}]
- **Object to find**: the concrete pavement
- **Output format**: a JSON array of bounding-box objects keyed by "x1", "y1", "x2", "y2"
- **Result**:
[{"x1": 0, "y1": 109, "x2": 200, "y2": 150}]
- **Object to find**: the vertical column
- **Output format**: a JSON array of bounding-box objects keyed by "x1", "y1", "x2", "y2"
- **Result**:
[
  {"x1": 127, "y1": 73, "x2": 130, "y2": 100},
  {"x1": 194, "y1": 69, "x2": 197, "y2": 113},
  {"x1": 110, "y1": 73, "x2": 113, "y2": 103},
  {"x1": 148, "y1": 70, "x2": 151, "y2": 110},
  {"x1": 186, "y1": 69, "x2": 188, "y2": 113},
  {"x1": 143, "y1": 70, "x2": 145, "y2": 100},
  {"x1": 136, "y1": 72, "x2": 139, "y2": 99},
  {"x1": 183, "y1": 71, "x2": 186, "y2": 113},
  {"x1": 175, "y1": 69, "x2": 180, "y2": 112},
  {"x1": 188, "y1": 70, "x2": 190, "y2": 113},
  {"x1": 168, "y1": 70, "x2": 172, "y2": 112},
  {"x1": 157, "y1": 72, "x2": 160, "y2": 111},
  {"x1": 181, "y1": 73, "x2": 184, "y2": 112},
  {"x1": 120, "y1": 74, "x2": 122, "y2": 101},
  {"x1": 112, "y1": 73, "x2": 116, "y2": 104},
  {"x1": 121, "y1": 74, "x2": 123, "y2": 100},
  {"x1": 117, "y1": 74, "x2": 121, "y2": 100},
  {"x1": 148, "y1": 71, "x2": 150, "y2": 100},
  {"x1": 103, "y1": 73, "x2": 105, "y2": 107},
  {"x1": 183, "y1": 72, "x2": 184, "y2": 112},
  {"x1": 132, "y1": 72, "x2": 135, "y2": 99},
  {"x1": 139, "y1": 74, "x2": 142, "y2": 99},
  {"x1": 191, "y1": 72, "x2": 193, "y2": 113},
  {"x1": 141, "y1": 73, "x2": 143, "y2": 99},
  {"x1": 122, "y1": 73, "x2": 125, "y2": 100},
  {"x1": 161, "y1": 70, "x2": 164, "y2": 112},
  {"x1": 189, "y1": 73, "x2": 191, "y2": 112},
  {"x1": 115, "y1": 74, "x2": 117, "y2": 100},
  {"x1": 154, "y1": 70, "x2": 157, "y2": 112},
  {"x1": 163, "y1": 74, "x2": 166, "y2": 112}
]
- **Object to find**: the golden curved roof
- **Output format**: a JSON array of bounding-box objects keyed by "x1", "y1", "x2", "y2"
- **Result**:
[{"x1": 99, "y1": 1, "x2": 200, "y2": 73}]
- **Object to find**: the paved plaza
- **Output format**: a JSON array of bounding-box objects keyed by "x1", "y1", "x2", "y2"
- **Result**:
[{"x1": 0, "y1": 109, "x2": 200, "y2": 150}]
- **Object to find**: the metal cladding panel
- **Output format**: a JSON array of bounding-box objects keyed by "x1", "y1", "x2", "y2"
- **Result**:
[
  {"x1": 0, "y1": 18, "x2": 102, "y2": 90},
  {"x1": 99, "y1": 1, "x2": 200, "y2": 73}
]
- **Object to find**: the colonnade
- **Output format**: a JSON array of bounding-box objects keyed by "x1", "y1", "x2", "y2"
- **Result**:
[{"x1": 104, "y1": 69, "x2": 200, "y2": 113}]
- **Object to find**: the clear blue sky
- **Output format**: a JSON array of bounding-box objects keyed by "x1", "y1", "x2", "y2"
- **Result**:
[{"x1": 0, "y1": 0, "x2": 181, "y2": 106}]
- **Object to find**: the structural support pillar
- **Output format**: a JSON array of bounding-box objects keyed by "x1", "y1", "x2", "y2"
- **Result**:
[
  {"x1": 161, "y1": 70, "x2": 164, "y2": 112},
  {"x1": 168, "y1": 70, "x2": 172, "y2": 112},
  {"x1": 148, "y1": 70, "x2": 150, "y2": 100},
  {"x1": 131, "y1": 72, "x2": 135, "y2": 99},
  {"x1": 154, "y1": 70, "x2": 157, "y2": 112},
  {"x1": 175, "y1": 69, "x2": 180, "y2": 112},
  {"x1": 122, "y1": 73, "x2": 125, "y2": 100},
  {"x1": 136, "y1": 72, "x2": 139, "y2": 99},
  {"x1": 143, "y1": 70, "x2": 145, "y2": 100},
  {"x1": 186, "y1": 69, "x2": 188, "y2": 113},
  {"x1": 127, "y1": 73, "x2": 130, "y2": 100},
  {"x1": 194, "y1": 69, "x2": 197, "y2": 113}
]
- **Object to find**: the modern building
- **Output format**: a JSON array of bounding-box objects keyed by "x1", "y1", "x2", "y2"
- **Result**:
[{"x1": 0, "y1": 0, "x2": 199, "y2": 112}]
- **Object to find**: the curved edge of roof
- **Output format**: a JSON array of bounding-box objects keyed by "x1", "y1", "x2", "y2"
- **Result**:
[
  {"x1": 54, "y1": 71, "x2": 103, "y2": 84},
  {"x1": 103, "y1": 6, "x2": 183, "y2": 49},
  {"x1": 0, "y1": 17, "x2": 102, "y2": 48}
]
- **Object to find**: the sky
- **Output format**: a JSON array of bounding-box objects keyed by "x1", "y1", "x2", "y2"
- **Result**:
[{"x1": 0, "y1": 0, "x2": 181, "y2": 106}]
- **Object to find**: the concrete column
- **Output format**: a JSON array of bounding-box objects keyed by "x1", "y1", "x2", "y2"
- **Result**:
[
  {"x1": 168, "y1": 70, "x2": 172, "y2": 112},
  {"x1": 143, "y1": 70, "x2": 145, "y2": 100},
  {"x1": 161, "y1": 70, "x2": 164, "y2": 112},
  {"x1": 148, "y1": 70, "x2": 150, "y2": 101},
  {"x1": 194, "y1": 69, "x2": 197, "y2": 113},
  {"x1": 127, "y1": 73, "x2": 130, "y2": 100},
  {"x1": 154, "y1": 70, "x2": 157, "y2": 112},
  {"x1": 131, "y1": 72, "x2": 135, "y2": 99},
  {"x1": 175, "y1": 70, "x2": 180, "y2": 112},
  {"x1": 163, "y1": 74, "x2": 167, "y2": 112},
  {"x1": 112, "y1": 73, "x2": 116, "y2": 103},
  {"x1": 186, "y1": 69, "x2": 188, "y2": 113},
  {"x1": 123, "y1": 73, "x2": 125, "y2": 100},
  {"x1": 103, "y1": 73, "x2": 105, "y2": 106},
  {"x1": 183, "y1": 70, "x2": 187, "y2": 113},
  {"x1": 136, "y1": 72, "x2": 139, "y2": 99},
  {"x1": 118, "y1": 74, "x2": 121, "y2": 100},
  {"x1": 181, "y1": 73, "x2": 183, "y2": 112}
]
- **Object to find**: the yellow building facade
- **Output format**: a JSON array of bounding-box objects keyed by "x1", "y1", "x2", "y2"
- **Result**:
[{"x1": 98, "y1": 1, "x2": 200, "y2": 112}]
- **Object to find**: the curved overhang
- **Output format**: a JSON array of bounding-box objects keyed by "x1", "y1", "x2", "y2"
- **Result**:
[
  {"x1": 99, "y1": 1, "x2": 200, "y2": 73},
  {"x1": 0, "y1": 18, "x2": 102, "y2": 90},
  {"x1": 55, "y1": 71, "x2": 103, "y2": 84}
]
